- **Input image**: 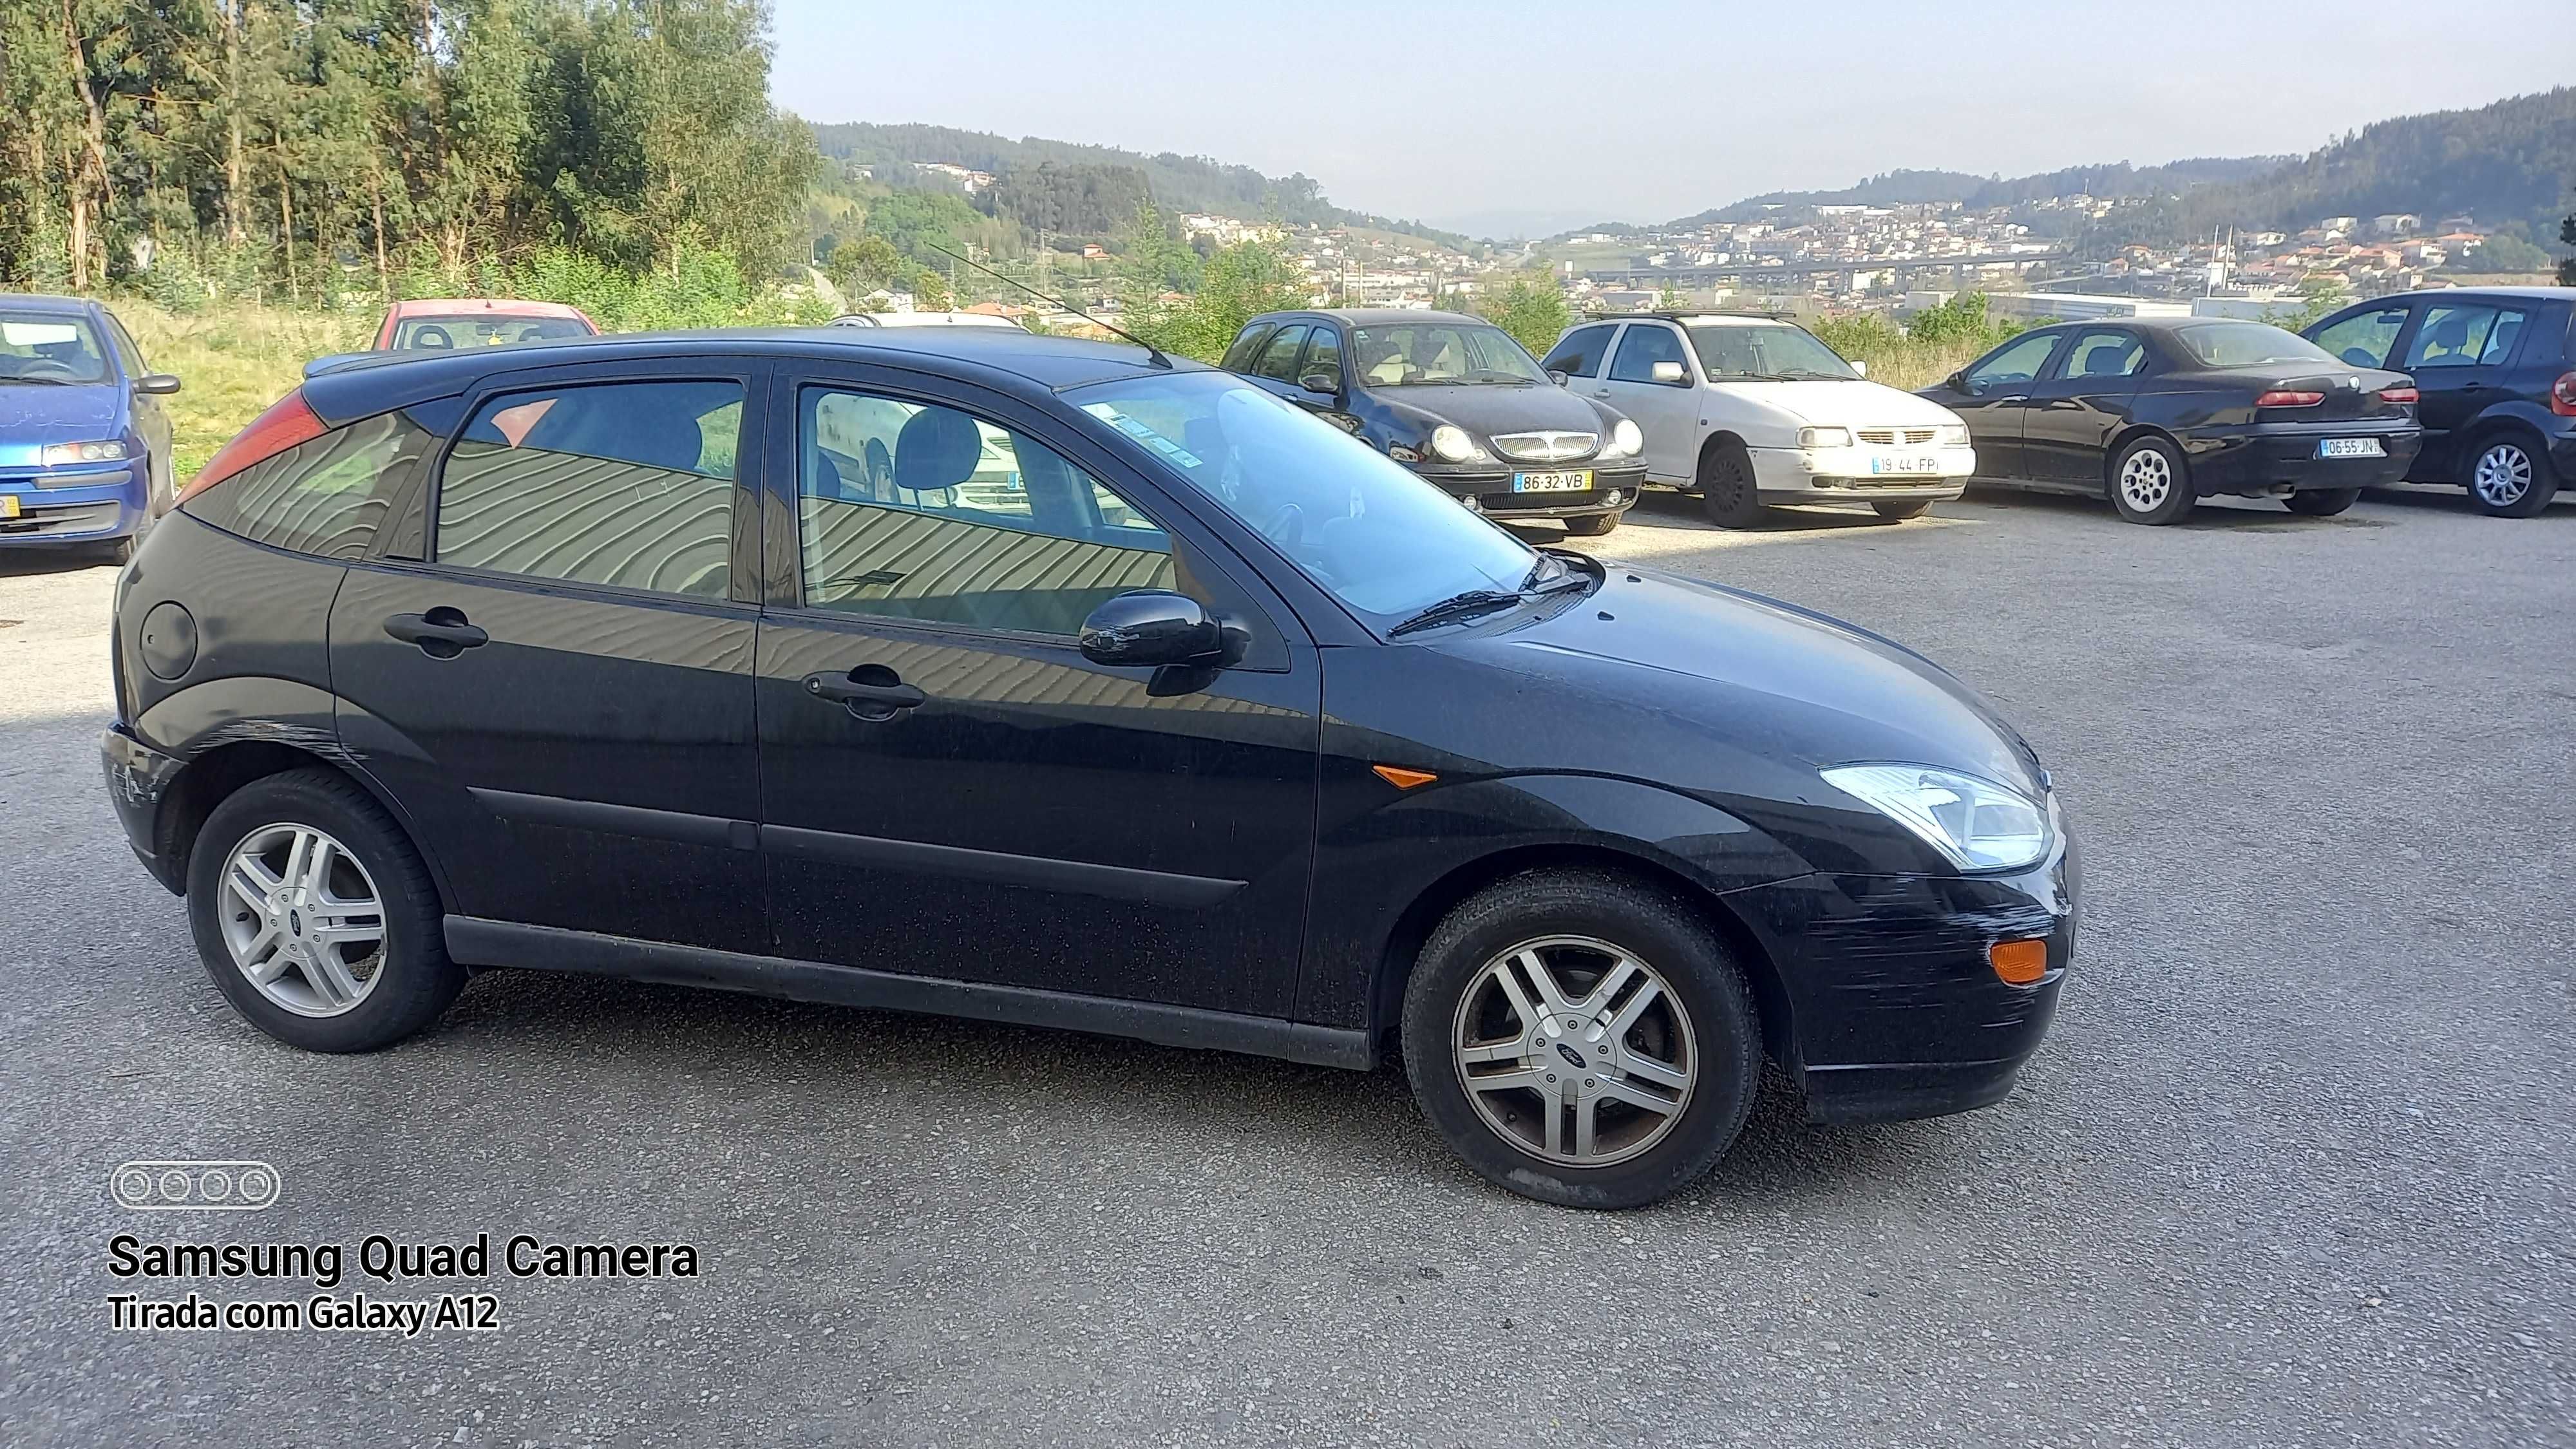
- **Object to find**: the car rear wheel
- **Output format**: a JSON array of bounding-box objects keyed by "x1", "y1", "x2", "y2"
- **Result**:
[
  {"x1": 2466, "y1": 434, "x2": 2557, "y2": 518},
  {"x1": 1698, "y1": 440, "x2": 1765, "y2": 529},
  {"x1": 1560, "y1": 511, "x2": 1620, "y2": 537},
  {"x1": 1871, "y1": 500, "x2": 1933, "y2": 521},
  {"x1": 187, "y1": 768, "x2": 463, "y2": 1052},
  {"x1": 2108, "y1": 436, "x2": 2193, "y2": 526},
  {"x1": 1401, "y1": 869, "x2": 1761, "y2": 1209},
  {"x1": 2284, "y1": 488, "x2": 2361, "y2": 517}
]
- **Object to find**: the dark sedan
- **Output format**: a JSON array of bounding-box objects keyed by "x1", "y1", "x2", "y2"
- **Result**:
[
  {"x1": 2304, "y1": 285, "x2": 2575, "y2": 517},
  {"x1": 104, "y1": 327, "x2": 2073, "y2": 1209},
  {"x1": 1222, "y1": 308, "x2": 1646, "y2": 535},
  {"x1": 1918, "y1": 317, "x2": 2421, "y2": 524}
]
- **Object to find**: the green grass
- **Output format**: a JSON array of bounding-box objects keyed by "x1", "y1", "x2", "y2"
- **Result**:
[{"x1": 120, "y1": 301, "x2": 373, "y2": 478}]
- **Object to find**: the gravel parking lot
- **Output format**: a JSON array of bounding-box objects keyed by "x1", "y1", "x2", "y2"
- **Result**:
[{"x1": 1, "y1": 483, "x2": 2569, "y2": 1448}]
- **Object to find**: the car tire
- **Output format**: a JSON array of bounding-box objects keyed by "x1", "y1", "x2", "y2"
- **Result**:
[
  {"x1": 2284, "y1": 488, "x2": 2361, "y2": 517},
  {"x1": 1871, "y1": 500, "x2": 1933, "y2": 522},
  {"x1": 1560, "y1": 511, "x2": 1620, "y2": 538},
  {"x1": 187, "y1": 767, "x2": 463, "y2": 1053},
  {"x1": 2465, "y1": 432, "x2": 2557, "y2": 518},
  {"x1": 2107, "y1": 435, "x2": 2194, "y2": 526},
  {"x1": 1401, "y1": 867, "x2": 1762, "y2": 1209},
  {"x1": 1697, "y1": 440, "x2": 1765, "y2": 529},
  {"x1": 97, "y1": 535, "x2": 137, "y2": 566}
]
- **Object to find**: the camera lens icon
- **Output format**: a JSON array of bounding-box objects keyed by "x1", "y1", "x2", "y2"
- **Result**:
[{"x1": 111, "y1": 1160, "x2": 281, "y2": 1211}]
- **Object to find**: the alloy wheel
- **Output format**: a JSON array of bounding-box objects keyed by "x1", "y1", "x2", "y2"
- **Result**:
[
  {"x1": 2472, "y1": 443, "x2": 2533, "y2": 508},
  {"x1": 1450, "y1": 935, "x2": 1696, "y2": 1167},
  {"x1": 217, "y1": 823, "x2": 386, "y2": 1018},
  {"x1": 2118, "y1": 449, "x2": 2173, "y2": 512}
]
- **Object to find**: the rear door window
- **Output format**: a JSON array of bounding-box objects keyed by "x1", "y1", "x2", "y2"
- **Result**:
[
  {"x1": 182, "y1": 410, "x2": 439, "y2": 559},
  {"x1": 433, "y1": 380, "x2": 741, "y2": 599},
  {"x1": 1540, "y1": 324, "x2": 1616, "y2": 379},
  {"x1": 2403, "y1": 304, "x2": 2526, "y2": 370},
  {"x1": 2051, "y1": 330, "x2": 2146, "y2": 380}
]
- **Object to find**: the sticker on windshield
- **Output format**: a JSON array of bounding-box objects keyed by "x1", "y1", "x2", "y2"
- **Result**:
[
  {"x1": 1081, "y1": 404, "x2": 1205, "y2": 469},
  {"x1": 1, "y1": 322, "x2": 81, "y2": 346}
]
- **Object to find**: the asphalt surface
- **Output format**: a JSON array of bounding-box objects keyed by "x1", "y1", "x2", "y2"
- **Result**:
[{"x1": 1, "y1": 482, "x2": 2570, "y2": 1448}]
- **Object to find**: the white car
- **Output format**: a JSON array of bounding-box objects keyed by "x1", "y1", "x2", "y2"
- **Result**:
[
  {"x1": 1540, "y1": 314, "x2": 1975, "y2": 526},
  {"x1": 829, "y1": 311, "x2": 1027, "y2": 330}
]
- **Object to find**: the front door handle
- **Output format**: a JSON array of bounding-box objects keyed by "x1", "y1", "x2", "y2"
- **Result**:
[
  {"x1": 384, "y1": 607, "x2": 488, "y2": 659},
  {"x1": 803, "y1": 665, "x2": 926, "y2": 721}
]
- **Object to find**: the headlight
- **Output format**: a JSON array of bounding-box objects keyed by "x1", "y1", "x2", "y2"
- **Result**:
[
  {"x1": 1428, "y1": 425, "x2": 1482, "y2": 463},
  {"x1": 42, "y1": 440, "x2": 127, "y2": 466},
  {"x1": 1937, "y1": 424, "x2": 1970, "y2": 447},
  {"x1": 1821, "y1": 764, "x2": 2051, "y2": 873},
  {"x1": 1602, "y1": 418, "x2": 1643, "y2": 457},
  {"x1": 1797, "y1": 426, "x2": 1853, "y2": 450}
]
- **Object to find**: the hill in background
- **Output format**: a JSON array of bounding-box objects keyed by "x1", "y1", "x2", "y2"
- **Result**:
[{"x1": 808, "y1": 121, "x2": 1472, "y2": 250}]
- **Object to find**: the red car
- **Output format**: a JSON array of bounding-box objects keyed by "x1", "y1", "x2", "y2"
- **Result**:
[{"x1": 371, "y1": 298, "x2": 598, "y2": 352}]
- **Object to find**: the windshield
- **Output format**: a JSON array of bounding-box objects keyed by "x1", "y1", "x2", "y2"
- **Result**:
[
  {"x1": 0, "y1": 314, "x2": 111, "y2": 384},
  {"x1": 1349, "y1": 323, "x2": 1546, "y2": 386},
  {"x1": 1685, "y1": 321, "x2": 1857, "y2": 381},
  {"x1": 2174, "y1": 321, "x2": 2336, "y2": 369},
  {"x1": 393, "y1": 315, "x2": 592, "y2": 350},
  {"x1": 1069, "y1": 370, "x2": 1536, "y2": 622}
]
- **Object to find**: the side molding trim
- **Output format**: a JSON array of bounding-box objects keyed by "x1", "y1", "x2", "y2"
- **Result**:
[{"x1": 442, "y1": 916, "x2": 1373, "y2": 1070}]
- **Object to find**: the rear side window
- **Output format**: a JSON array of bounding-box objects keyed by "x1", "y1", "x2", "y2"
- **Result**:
[
  {"x1": 1541, "y1": 324, "x2": 1616, "y2": 379},
  {"x1": 182, "y1": 410, "x2": 436, "y2": 560},
  {"x1": 2402, "y1": 304, "x2": 2526, "y2": 370},
  {"x1": 1220, "y1": 324, "x2": 1276, "y2": 372},
  {"x1": 433, "y1": 380, "x2": 741, "y2": 599}
]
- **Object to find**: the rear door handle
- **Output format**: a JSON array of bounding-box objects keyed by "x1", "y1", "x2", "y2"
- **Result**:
[
  {"x1": 384, "y1": 607, "x2": 488, "y2": 659},
  {"x1": 803, "y1": 666, "x2": 926, "y2": 721}
]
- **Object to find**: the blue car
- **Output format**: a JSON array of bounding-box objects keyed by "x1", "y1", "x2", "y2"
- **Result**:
[{"x1": 0, "y1": 294, "x2": 180, "y2": 563}]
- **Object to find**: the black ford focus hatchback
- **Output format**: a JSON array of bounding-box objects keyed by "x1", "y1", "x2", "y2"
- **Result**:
[{"x1": 103, "y1": 327, "x2": 2076, "y2": 1209}]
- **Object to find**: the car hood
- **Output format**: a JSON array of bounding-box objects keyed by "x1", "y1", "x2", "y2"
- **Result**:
[
  {"x1": 1710, "y1": 379, "x2": 1963, "y2": 430},
  {"x1": 0, "y1": 383, "x2": 126, "y2": 466},
  {"x1": 1455, "y1": 564, "x2": 2040, "y2": 795},
  {"x1": 1379, "y1": 381, "x2": 1614, "y2": 440}
]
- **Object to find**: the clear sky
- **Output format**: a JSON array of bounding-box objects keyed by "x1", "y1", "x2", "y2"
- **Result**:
[{"x1": 768, "y1": 0, "x2": 2576, "y2": 237}]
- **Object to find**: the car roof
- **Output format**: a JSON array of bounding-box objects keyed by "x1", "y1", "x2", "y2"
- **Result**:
[
  {"x1": 2401, "y1": 285, "x2": 2576, "y2": 300},
  {"x1": 0, "y1": 292, "x2": 102, "y2": 317},
  {"x1": 299, "y1": 327, "x2": 1199, "y2": 423},
  {"x1": 1250, "y1": 308, "x2": 1486, "y2": 329},
  {"x1": 389, "y1": 298, "x2": 592, "y2": 320}
]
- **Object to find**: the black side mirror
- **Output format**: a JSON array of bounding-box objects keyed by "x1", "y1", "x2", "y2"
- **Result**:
[
  {"x1": 136, "y1": 374, "x2": 182, "y2": 395},
  {"x1": 1298, "y1": 371, "x2": 1341, "y2": 397},
  {"x1": 1079, "y1": 590, "x2": 1245, "y2": 668},
  {"x1": 1946, "y1": 371, "x2": 1972, "y2": 394}
]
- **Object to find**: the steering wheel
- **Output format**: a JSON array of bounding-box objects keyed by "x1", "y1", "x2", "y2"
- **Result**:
[
  {"x1": 1261, "y1": 502, "x2": 1305, "y2": 551},
  {"x1": 17, "y1": 357, "x2": 80, "y2": 380}
]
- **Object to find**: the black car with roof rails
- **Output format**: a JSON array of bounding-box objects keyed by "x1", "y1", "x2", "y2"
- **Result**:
[
  {"x1": 102, "y1": 324, "x2": 2077, "y2": 1209},
  {"x1": 1221, "y1": 308, "x2": 1646, "y2": 536},
  {"x1": 2303, "y1": 285, "x2": 2576, "y2": 517},
  {"x1": 1917, "y1": 316, "x2": 2421, "y2": 525}
]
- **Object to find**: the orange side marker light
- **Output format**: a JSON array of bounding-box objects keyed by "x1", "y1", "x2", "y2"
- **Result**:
[
  {"x1": 1989, "y1": 938, "x2": 2049, "y2": 986},
  {"x1": 1372, "y1": 765, "x2": 1438, "y2": 790}
]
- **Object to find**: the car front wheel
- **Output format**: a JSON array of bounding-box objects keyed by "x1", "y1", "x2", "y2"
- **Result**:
[
  {"x1": 2285, "y1": 487, "x2": 2360, "y2": 517},
  {"x1": 1871, "y1": 500, "x2": 1933, "y2": 521},
  {"x1": 1698, "y1": 440, "x2": 1765, "y2": 529},
  {"x1": 187, "y1": 767, "x2": 464, "y2": 1052},
  {"x1": 2466, "y1": 434, "x2": 2557, "y2": 518},
  {"x1": 2108, "y1": 436, "x2": 2194, "y2": 525},
  {"x1": 1560, "y1": 510, "x2": 1620, "y2": 537},
  {"x1": 1401, "y1": 869, "x2": 1761, "y2": 1209}
]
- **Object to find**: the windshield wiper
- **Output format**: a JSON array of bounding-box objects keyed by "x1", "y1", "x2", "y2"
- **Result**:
[{"x1": 1388, "y1": 588, "x2": 1528, "y2": 637}]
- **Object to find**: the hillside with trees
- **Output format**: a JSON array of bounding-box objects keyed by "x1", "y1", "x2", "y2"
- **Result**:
[{"x1": 810, "y1": 120, "x2": 1470, "y2": 249}]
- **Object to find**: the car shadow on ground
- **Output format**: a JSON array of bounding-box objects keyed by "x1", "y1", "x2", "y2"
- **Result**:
[
  {"x1": 0, "y1": 550, "x2": 117, "y2": 580},
  {"x1": 1542, "y1": 488, "x2": 1922, "y2": 540},
  {"x1": 417, "y1": 965, "x2": 1958, "y2": 1215}
]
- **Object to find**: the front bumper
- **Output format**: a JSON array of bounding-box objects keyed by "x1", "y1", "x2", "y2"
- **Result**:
[
  {"x1": 1411, "y1": 459, "x2": 1649, "y2": 518},
  {"x1": 1747, "y1": 444, "x2": 1974, "y2": 502},
  {"x1": 2180, "y1": 422, "x2": 2421, "y2": 495},
  {"x1": 102, "y1": 724, "x2": 188, "y2": 893},
  {"x1": 1730, "y1": 828, "x2": 2079, "y2": 1126},
  {"x1": 0, "y1": 466, "x2": 144, "y2": 545}
]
